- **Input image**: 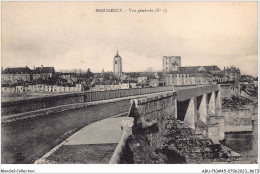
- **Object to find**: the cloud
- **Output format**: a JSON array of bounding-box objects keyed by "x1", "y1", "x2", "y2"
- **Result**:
[{"x1": 2, "y1": 2, "x2": 258, "y2": 76}]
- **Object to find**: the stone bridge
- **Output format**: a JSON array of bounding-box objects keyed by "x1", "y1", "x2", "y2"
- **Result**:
[
  {"x1": 116, "y1": 84, "x2": 238, "y2": 163},
  {"x1": 2, "y1": 84, "x2": 237, "y2": 164},
  {"x1": 129, "y1": 85, "x2": 224, "y2": 141},
  {"x1": 175, "y1": 85, "x2": 224, "y2": 141}
]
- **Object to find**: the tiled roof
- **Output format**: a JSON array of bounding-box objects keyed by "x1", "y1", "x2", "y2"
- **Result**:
[
  {"x1": 3, "y1": 67, "x2": 31, "y2": 74},
  {"x1": 32, "y1": 67, "x2": 55, "y2": 74},
  {"x1": 204, "y1": 66, "x2": 221, "y2": 71},
  {"x1": 174, "y1": 66, "x2": 221, "y2": 74},
  {"x1": 178, "y1": 66, "x2": 206, "y2": 73}
]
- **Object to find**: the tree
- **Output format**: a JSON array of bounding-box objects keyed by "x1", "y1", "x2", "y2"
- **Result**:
[{"x1": 86, "y1": 68, "x2": 94, "y2": 79}]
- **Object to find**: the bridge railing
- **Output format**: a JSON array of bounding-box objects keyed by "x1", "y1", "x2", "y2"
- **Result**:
[
  {"x1": 1, "y1": 85, "x2": 174, "y2": 116},
  {"x1": 83, "y1": 86, "x2": 174, "y2": 102},
  {"x1": 176, "y1": 85, "x2": 219, "y2": 101}
]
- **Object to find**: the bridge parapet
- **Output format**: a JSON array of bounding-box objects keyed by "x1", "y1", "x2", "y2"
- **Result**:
[
  {"x1": 129, "y1": 92, "x2": 177, "y2": 151},
  {"x1": 1, "y1": 86, "x2": 174, "y2": 116},
  {"x1": 121, "y1": 89, "x2": 240, "y2": 163},
  {"x1": 176, "y1": 85, "x2": 224, "y2": 141},
  {"x1": 176, "y1": 85, "x2": 219, "y2": 101}
]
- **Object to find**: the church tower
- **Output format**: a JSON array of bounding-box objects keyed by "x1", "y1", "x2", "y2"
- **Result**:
[{"x1": 113, "y1": 51, "x2": 122, "y2": 77}]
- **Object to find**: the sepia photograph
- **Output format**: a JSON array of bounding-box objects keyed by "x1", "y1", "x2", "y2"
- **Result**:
[{"x1": 1, "y1": 1, "x2": 259, "y2": 173}]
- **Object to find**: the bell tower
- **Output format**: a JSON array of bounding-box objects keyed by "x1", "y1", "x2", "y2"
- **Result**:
[{"x1": 113, "y1": 51, "x2": 122, "y2": 77}]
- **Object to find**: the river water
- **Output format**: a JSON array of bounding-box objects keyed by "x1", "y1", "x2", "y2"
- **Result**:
[
  {"x1": 222, "y1": 104, "x2": 258, "y2": 163},
  {"x1": 223, "y1": 129, "x2": 258, "y2": 163}
]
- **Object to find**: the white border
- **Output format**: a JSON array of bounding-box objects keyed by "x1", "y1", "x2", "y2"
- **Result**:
[{"x1": 0, "y1": 0, "x2": 259, "y2": 173}]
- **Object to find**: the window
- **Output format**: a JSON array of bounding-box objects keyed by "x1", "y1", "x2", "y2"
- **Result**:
[{"x1": 115, "y1": 61, "x2": 117, "y2": 64}]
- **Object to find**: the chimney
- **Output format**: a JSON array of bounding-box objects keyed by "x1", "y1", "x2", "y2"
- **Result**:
[
  {"x1": 34, "y1": 66, "x2": 35, "y2": 70},
  {"x1": 41, "y1": 65, "x2": 43, "y2": 69}
]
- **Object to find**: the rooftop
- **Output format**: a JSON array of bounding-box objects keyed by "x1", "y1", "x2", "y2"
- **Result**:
[
  {"x1": 3, "y1": 67, "x2": 31, "y2": 74},
  {"x1": 33, "y1": 67, "x2": 55, "y2": 74}
]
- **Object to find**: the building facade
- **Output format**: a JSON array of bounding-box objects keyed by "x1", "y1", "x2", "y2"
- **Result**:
[
  {"x1": 166, "y1": 66, "x2": 214, "y2": 86},
  {"x1": 162, "y1": 56, "x2": 181, "y2": 72},
  {"x1": 113, "y1": 51, "x2": 122, "y2": 77},
  {"x1": 2, "y1": 84, "x2": 83, "y2": 94},
  {"x1": 32, "y1": 65, "x2": 55, "y2": 80},
  {"x1": 162, "y1": 56, "x2": 226, "y2": 86},
  {"x1": 2, "y1": 67, "x2": 31, "y2": 83},
  {"x1": 223, "y1": 66, "x2": 241, "y2": 82}
]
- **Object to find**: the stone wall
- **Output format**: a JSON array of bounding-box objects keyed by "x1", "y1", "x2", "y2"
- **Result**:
[
  {"x1": 2, "y1": 86, "x2": 174, "y2": 116},
  {"x1": 121, "y1": 89, "x2": 240, "y2": 164},
  {"x1": 176, "y1": 85, "x2": 219, "y2": 101},
  {"x1": 1, "y1": 93, "x2": 84, "y2": 116},
  {"x1": 220, "y1": 84, "x2": 255, "y2": 132},
  {"x1": 223, "y1": 110, "x2": 253, "y2": 132},
  {"x1": 220, "y1": 84, "x2": 240, "y2": 99},
  {"x1": 130, "y1": 92, "x2": 177, "y2": 151},
  {"x1": 207, "y1": 116, "x2": 225, "y2": 141},
  {"x1": 1, "y1": 84, "x2": 83, "y2": 94}
]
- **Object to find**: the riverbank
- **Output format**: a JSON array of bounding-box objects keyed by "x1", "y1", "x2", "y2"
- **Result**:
[
  {"x1": 221, "y1": 131, "x2": 258, "y2": 164},
  {"x1": 222, "y1": 96, "x2": 256, "y2": 133},
  {"x1": 221, "y1": 92, "x2": 258, "y2": 164}
]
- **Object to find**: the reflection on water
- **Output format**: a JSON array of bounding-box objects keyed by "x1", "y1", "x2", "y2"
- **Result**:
[{"x1": 222, "y1": 124, "x2": 258, "y2": 163}]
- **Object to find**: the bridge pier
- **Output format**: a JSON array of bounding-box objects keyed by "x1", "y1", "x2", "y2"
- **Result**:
[
  {"x1": 198, "y1": 94, "x2": 207, "y2": 124},
  {"x1": 175, "y1": 85, "x2": 225, "y2": 141},
  {"x1": 184, "y1": 98, "x2": 196, "y2": 129},
  {"x1": 216, "y1": 90, "x2": 222, "y2": 116},
  {"x1": 215, "y1": 89, "x2": 225, "y2": 141},
  {"x1": 207, "y1": 124, "x2": 219, "y2": 141},
  {"x1": 217, "y1": 117, "x2": 225, "y2": 141},
  {"x1": 208, "y1": 91, "x2": 216, "y2": 115},
  {"x1": 174, "y1": 98, "x2": 178, "y2": 119},
  {"x1": 207, "y1": 90, "x2": 225, "y2": 141}
]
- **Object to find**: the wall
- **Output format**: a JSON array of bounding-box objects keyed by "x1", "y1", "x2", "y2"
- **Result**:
[
  {"x1": 129, "y1": 92, "x2": 177, "y2": 151},
  {"x1": 207, "y1": 116, "x2": 225, "y2": 141},
  {"x1": 176, "y1": 85, "x2": 218, "y2": 101},
  {"x1": 223, "y1": 110, "x2": 253, "y2": 132},
  {"x1": 220, "y1": 84, "x2": 254, "y2": 132},
  {"x1": 2, "y1": 86, "x2": 174, "y2": 116},
  {"x1": 2, "y1": 73, "x2": 31, "y2": 83},
  {"x1": 162, "y1": 56, "x2": 181, "y2": 72},
  {"x1": 2, "y1": 84, "x2": 83, "y2": 94},
  {"x1": 1, "y1": 93, "x2": 85, "y2": 116},
  {"x1": 220, "y1": 84, "x2": 240, "y2": 99},
  {"x1": 166, "y1": 73, "x2": 214, "y2": 86},
  {"x1": 121, "y1": 90, "x2": 239, "y2": 163},
  {"x1": 90, "y1": 85, "x2": 121, "y2": 91},
  {"x1": 84, "y1": 86, "x2": 174, "y2": 102}
]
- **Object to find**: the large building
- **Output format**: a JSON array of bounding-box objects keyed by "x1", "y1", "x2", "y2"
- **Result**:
[
  {"x1": 166, "y1": 66, "x2": 215, "y2": 86},
  {"x1": 2, "y1": 66, "x2": 32, "y2": 83},
  {"x1": 223, "y1": 66, "x2": 241, "y2": 82},
  {"x1": 32, "y1": 65, "x2": 55, "y2": 80},
  {"x1": 162, "y1": 56, "x2": 181, "y2": 72},
  {"x1": 163, "y1": 56, "x2": 225, "y2": 86},
  {"x1": 113, "y1": 51, "x2": 122, "y2": 77}
]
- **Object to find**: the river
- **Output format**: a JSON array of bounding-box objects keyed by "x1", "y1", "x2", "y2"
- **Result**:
[
  {"x1": 222, "y1": 103, "x2": 258, "y2": 164},
  {"x1": 223, "y1": 129, "x2": 258, "y2": 163}
]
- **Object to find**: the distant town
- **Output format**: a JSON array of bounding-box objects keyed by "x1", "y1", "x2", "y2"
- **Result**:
[{"x1": 1, "y1": 51, "x2": 258, "y2": 97}]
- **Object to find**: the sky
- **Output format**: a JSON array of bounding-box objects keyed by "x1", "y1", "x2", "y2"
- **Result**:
[{"x1": 2, "y1": 2, "x2": 258, "y2": 76}]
